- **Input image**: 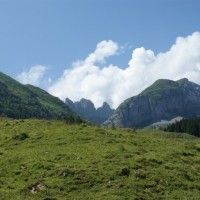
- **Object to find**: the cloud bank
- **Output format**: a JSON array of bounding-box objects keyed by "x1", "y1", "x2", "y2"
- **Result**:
[
  {"x1": 17, "y1": 65, "x2": 47, "y2": 86},
  {"x1": 48, "y1": 32, "x2": 200, "y2": 108}
]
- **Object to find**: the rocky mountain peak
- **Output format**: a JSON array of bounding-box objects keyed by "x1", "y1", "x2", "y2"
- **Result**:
[
  {"x1": 177, "y1": 78, "x2": 189, "y2": 87},
  {"x1": 177, "y1": 78, "x2": 200, "y2": 92},
  {"x1": 65, "y1": 98, "x2": 74, "y2": 109},
  {"x1": 178, "y1": 78, "x2": 189, "y2": 83},
  {"x1": 79, "y1": 98, "x2": 95, "y2": 110},
  {"x1": 104, "y1": 78, "x2": 200, "y2": 128},
  {"x1": 65, "y1": 98, "x2": 114, "y2": 124},
  {"x1": 101, "y1": 102, "x2": 111, "y2": 109}
]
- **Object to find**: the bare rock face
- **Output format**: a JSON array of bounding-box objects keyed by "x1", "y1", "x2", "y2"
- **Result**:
[
  {"x1": 96, "y1": 102, "x2": 114, "y2": 123},
  {"x1": 74, "y1": 98, "x2": 96, "y2": 119},
  {"x1": 65, "y1": 98, "x2": 114, "y2": 124},
  {"x1": 104, "y1": 78, "x2": 200, "y2": 128}
]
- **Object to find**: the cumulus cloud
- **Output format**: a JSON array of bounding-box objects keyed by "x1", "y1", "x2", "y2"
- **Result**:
[
  {"x1": 48, "y1": 32, "x2": 200, "y2": 108},
  {"x1": 17, "y1": 65, "x2": 47, "y2": 86},
  {"x1": 85, "y1": 40, "x2": 119, "y2": 64}
]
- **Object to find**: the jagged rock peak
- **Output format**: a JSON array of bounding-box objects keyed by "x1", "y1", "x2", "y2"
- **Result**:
[
  {"x1": 65, "y1": 97, "x2": 73, "y2": 103},
  {"x1": 65, "y1": 97, "x2": 114, "y2": 124},
  {"x1": 101, "y1": 102, "x2": 111, "y2": 108},
  {"x1": 65, "y1": 98, "x2": 74, "y2": 108},
  {"x1": 79, "y1": 98, "x2": 95, "y2": 109}
]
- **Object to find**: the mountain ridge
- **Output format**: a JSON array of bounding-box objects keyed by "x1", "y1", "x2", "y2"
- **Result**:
[
  {"x1": 65, "y1": 98, "x2": 114, "y2": 124},
  {"x1": 0, "y1": 71, "x2": 80, "y2": 121},
  {"x1": 104, "y1": 78, "x2": 200, "y2": 128}
]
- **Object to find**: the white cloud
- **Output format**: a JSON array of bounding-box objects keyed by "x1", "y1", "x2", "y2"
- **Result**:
[
  {"x1": 48, "y1": 32, "x2": 200, "y2": 108},
  {"x1": 17, "y1": 65, "x2": 47, "y2": 86},
  {"x1": 85, "y1": 40, "x2": 119, "y2": 65}
]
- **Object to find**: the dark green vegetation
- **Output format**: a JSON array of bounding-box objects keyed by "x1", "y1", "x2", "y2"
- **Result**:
[
  {"x1": 0, "y1": 72, "x2": 80, "y2": 121},
  {"x1": 0, "y1": 118, "x2": 200, "y2": 199},
  {"x1": 105, "y1": 78, "x2": 200, "y2": 128},
  {"x1": 166, "y1": 118, "x2": 200, "y2": 137}
]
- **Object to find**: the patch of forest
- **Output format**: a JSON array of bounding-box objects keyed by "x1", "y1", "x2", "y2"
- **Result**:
[{"x1": 165, "y1": 118, "x2": 200, "y2": 137}]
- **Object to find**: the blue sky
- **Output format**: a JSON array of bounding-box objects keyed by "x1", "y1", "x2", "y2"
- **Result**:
[{"x1": 1, "y1": 0, "x2": 200, "y2": 107}]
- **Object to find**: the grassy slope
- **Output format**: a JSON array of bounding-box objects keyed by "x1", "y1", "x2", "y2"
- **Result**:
[
  {"x1": 0, "y1": 72, "x2": 75, "y2": 119},
  {"x1": 0, "y1": 72, "x2": 32, "y2": 99},
  {"x1": 0, "y1": 119, "x2": 200, "y2": 200},
  {"x1": 25, "y1": 84, "x2": 73, "y2": 114},
  {"x1": 140, "y1": 79, "x2": 179, "y2": 99}
]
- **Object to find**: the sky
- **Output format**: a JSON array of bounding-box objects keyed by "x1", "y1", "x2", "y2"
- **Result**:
[{"x1": 1, "y1": 0, "x2": 200, "y2": 108}]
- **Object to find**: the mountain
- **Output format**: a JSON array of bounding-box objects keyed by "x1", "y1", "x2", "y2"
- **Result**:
[
  {"x1": 104, "y1": 78, "x2": 200, "y2": 128},
  {"x1": 0, "y1": 72, "x2": 79, "y2": 120},
  {"x1": 65, "y1": 98, "x2": 114, "y2": 124}
]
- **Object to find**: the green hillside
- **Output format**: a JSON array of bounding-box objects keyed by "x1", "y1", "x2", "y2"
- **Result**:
[
  {"x1": 140, "y1": 79, "x2": 180, "y2": 99},
  {"x1": 0, "y1": 118, "x2": 200, "y2": 199},
  {"x1": 0, "y1": 72, "x2": 77, "y2": 120},
  {"x1": 25, "y1": 84, "x2": 72, "y2": 115}
]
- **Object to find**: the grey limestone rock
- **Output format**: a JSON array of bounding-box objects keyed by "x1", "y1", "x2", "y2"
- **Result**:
[
  {"x1": 104, "y1": 78, "x2": 200, "y2": 128},
  {"x1": 65, "y1": 98, "x2": 114, "y2": 124}
]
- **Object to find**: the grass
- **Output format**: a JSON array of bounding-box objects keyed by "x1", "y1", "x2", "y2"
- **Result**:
[
  {"x1": 0, "y1": 118, "x2": 200, "y2": 199},
  {"x1": 140, "y1": 79, "x2": 180, "y2": 100}
]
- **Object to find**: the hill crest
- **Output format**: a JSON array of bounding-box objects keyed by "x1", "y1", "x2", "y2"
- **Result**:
[
  {"x1": 104, "y1": 78, "x2": 200, "y2": 128},
  {"x1": 0, "y1": 71, "x2": 79, "y2": 120}
]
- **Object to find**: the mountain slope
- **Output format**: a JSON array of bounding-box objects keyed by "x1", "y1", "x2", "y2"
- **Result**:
[
  {"x1": 1, "y1": 118, "x2": 200, "y2": 199},
  {"x1": 0, "y1": 72, "x2": 77, "y2": 120},
  {"x1": 104, "y1": 78, "x2": 200, "y2": 128},
  {"x1": 65, "y1": 98, "x2": 114, "y2": 124}
]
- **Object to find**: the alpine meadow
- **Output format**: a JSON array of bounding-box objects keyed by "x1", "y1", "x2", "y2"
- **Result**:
[{"x1": 0, "y1": 118, "x2": 200, "y2": 199}]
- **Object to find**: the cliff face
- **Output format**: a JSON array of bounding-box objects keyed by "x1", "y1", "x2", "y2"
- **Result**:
[
  {"x1": 65, "y1": 98, "x2": 114, "y2": 124},
  {"x1": 104, "y1": 78, "x2": 200, "y2": 128},
  {"x1": 96, "y1": 102, "x2": 114, "y2": 124}
]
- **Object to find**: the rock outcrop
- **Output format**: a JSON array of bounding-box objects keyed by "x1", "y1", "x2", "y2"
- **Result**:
[
  {"x1": 65, "y1": 98, "x2": 114, "y2": 124},
  {"x1": 104, "y1": 78, "x2": 200, "y2": 128}
]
